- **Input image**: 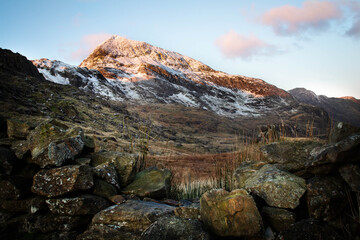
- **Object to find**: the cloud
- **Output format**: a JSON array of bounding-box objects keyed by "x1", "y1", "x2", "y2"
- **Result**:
[
  {"x1": 70, "y1": 33, "x2": 112, "y2": 61},
  {"x1": 215, "y1": 30, "x2": 278, "y2": 59},
  {"x1": 260, "y1": 0, "x2": 342, "y2": 35},
  {"x1": 343, "y1": 0, "x2": 360, "y2": 38}
]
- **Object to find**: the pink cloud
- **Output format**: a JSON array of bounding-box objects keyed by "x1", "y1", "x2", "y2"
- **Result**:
[
  {"x1": 215, "y1": 30, "x2": 277, "y2": 59},
  {"x1": 261, "y1": 0, "x2": 342, "y2": 35},
  {"x1": 70, "y1": 33, "x2": 112, "y2": 61}
]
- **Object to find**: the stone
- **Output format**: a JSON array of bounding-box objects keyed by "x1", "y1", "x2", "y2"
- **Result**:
[
  {"x1": 46, "y1": 194, "x2": 110, "y2": 215},
  {"x1": 91, "y1": 151, "x2": 138, "y2": 187},
  {"x1": 339, "y1": 164, "x2": 360, "y2": 192},
  {"x1": 0, "y1": 176, "x2": 30, "y2": 200},
  {"x1": 80, "y1": 200, "x2": 175, "y2": 240},
  {"x1": 244, "y1": 164, "x2": 306, "y2": 209},
  {"x1": 260, "y1": 140, "x2": 323, "y2": 172},
  {"x1": 31, "y1": 165, "x2": 93, "y2": 198},
  {"x1": 28, "y1": 120, "x2": 85, "y2": 168},
  {"x1": 92, "y1": 179, "x2": 117, "y2": 198},
  {"x1": 276, "y1": 218, "x2": 344, "y2": 240},
  {"x1": 261, "y1": 207, "x2": 296, "y2": 232},
  {"x1": 306, "y1": 175, "x2": 347, "y2": 221},
  {"x1": 93, "y1": 162, "x2": 120, "y2": 189},
  {"x1": 174, "y1": 203, "x2": 200, "y2": 220},
  {"x1": 75, "y1": 158, "x2": 92, "y2": 166},
  {"x1": 233, "y1": 161, "x2": 267, "y2": 189},
  {"x1": 141, "y1": 215, "x2": 210, "y2": 240},
  {"x1": 6, "y1": 119, "x2": 34, "y2": 139},
  {"x1": 307, "y1": 134, "x2": 360, "y2": 170},
  {"x1": 200, "y1": 189, "x2": 263, "y2": 237},
  {"x1": 108, "y1": 195, "x2": 126, "y2": 205},
  {"x1": 20, "y1": 214, "x2": 90, "y2": 233},
  {"x1": 329, "y1": 122, "x2": 360, "y2": 144},
  {"x1": 0, "y1": 147, "x2": 16, "y2": 175},
  {"x1": 122, "y1": 167, "x2": 171, "y2": 199},
  {"x1": 0, "y1": 199, "x2": 30, "y2": 212},
  {"x1": 10, "y1": 140, "x2": 29, "y2": 159},
  {"x1": 27, "y1": 196, "x2": 47, "y2": 214}
]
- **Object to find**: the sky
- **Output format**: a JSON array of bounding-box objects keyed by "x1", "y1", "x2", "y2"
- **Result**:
[{"x1": 0, "y1": 0, "x2": 359, "y2": 98}]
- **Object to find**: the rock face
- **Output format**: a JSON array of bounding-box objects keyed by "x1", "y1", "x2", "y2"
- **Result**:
[
  {"x1": 122, "y1": 167, "x2": 171, "y2": 199},
  {"x1": 141, "y1": 215, "x2": 210, "y2": 240},
  {"x1": 245, "y1": 164, "x2": 306, "y2": 209},
  {"x1": 80, "y1": 200, "x2": 175, "y2": 240},
  {"x1": 306, "y1": 175, "x2": 347, "y2": 221},
  {"x1": 200, "y1": 189, "x2": 263, "y2": 237},
  {"x1": 46, "y1": 194, "x2": 110, "y2": 215},
  {"x1": 91, "y1": 151, "x2": 138, "y2": 187},
  {"x1": 31, "y1": 165, "x2": 94, "y2": 197}
]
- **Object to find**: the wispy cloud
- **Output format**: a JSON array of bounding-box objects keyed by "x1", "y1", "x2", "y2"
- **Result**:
[
  {"x1": 69, "y1": 33, "x2": 112, "y2": 61},
  {"x1": 215, "y1": 30, "x2": 279, "y2": 59},
  {"x1": 260, "y1": 0, "x2": 342, "y2": 36},
  {"x1": 343, "y1": 0, "x2": 360, "y2": 38}
]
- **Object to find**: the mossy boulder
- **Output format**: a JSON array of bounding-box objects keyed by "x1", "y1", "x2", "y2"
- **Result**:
[
  {"x1": 244, "y1": 164, "x2": 306, "y2": 209},
  {"x1": 92, "y1": 179, "x2": 117, "y2": 198},
  {"x1": 91, "y1": 151, "x2": 138, "y2": 187},
  {"x1": 233, "y1": 161, "x2": 267, "y2": 189},
  {"x1": 200, "y1": 189, "x2": 263, "y2": 237},
  {"x1": 31, "y1": 165, "x2": 93, "y2": 198},
  {"x1": 122, "y1": 167, "x2": 171, "y2": 199}
]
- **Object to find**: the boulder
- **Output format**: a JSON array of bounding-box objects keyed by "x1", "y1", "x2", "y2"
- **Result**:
[
  {"x1": 339, "y1": 164, "x2": 360, "y2": 192},
  {"x1": 10, "y1": 140, "x2": 29, "y2": 159},
  {"x1": 307, "y1": 134, "x2": 360, "y2": 170},
  {"x1": 6, "y1": 119, "x2": 34, "y2": 139},
  {"x1": 122, "y1": 167, "x2": 171, "y2": 199},
  {"x1": 329, "y1": 122, "x2": 360, "y2": 144},
  {"x1": 244, "y1": 164, "x2": 306, "y2": 209},
  {"x1": 200, "y1": 189, "x2": 263, "y2": 237},
  {"x1": 174, "y1": 202, "x2": 200, "y2": 220},
  {"x1": 260, "y1": 140, "x2": 323, "y2": 172},
  {"x1": 276, "y1": 218, "x2": 344, "y2": 240},
  {"x1": 0, "y1": 147, "x2": 16, "y2": 175},
  {"x1": 31, "y1": 165, "x2": 93, "y2": 198},
  {"x1": 46, "y1": 194, "x2": 110, "y2": 215},
  {"x1": 108, "y1": 195, "x2": 126, "y2": 205},
  {"x1": 20, "y1": 214, "x2": 90, "y2": 233},
  {"x1": 261, "y1": 207, "x2": 296, "y2": 232},
  {"x1": 306, "y1": 175, "x2": 347, "y2": 221},
  {"x1": 75, "y1": 158, "x2": 92, "y2": 166},
  {"x1": 0, "y1": 176, "x2": 30, "y2": 200},
  {"x1": 80, "y1": 200, "x2": 175, "y2": 240},
  {"x1": 93, "y1": 162, "x2": 120, "y2": 189},
  {"x1": 91, "y1": 151, "x2": 138, "y2": 186},
  {"x1": 92, "y1": 179, "x2": 117, "y2": 198},
  {"x1": 28, "y1": 120, "x2": 85, "y2": 168},
  {"x1": 233, "y1": 161, "x2": 267, "y2": 189},
  {"x1": 141, "y1": 215, "x2": 210, "y2": 240}
]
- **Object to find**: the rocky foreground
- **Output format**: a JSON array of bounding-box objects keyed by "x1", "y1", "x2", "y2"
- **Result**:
[{"x1": 0, "y1": 116, "x2": 360, "y2": 239}]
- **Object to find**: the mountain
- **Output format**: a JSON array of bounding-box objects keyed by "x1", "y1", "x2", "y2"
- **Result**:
[
  {"x1": 289, "y1": 88, "x2": 360, "y2": 127},
  {"x1": 30, "y1": 36, "x2": 330, "y2": 137}
]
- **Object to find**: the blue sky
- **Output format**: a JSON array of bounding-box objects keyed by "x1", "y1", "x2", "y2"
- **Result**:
[{"x1": 1, "y1": 0, "x2": 359, "y2": 98}]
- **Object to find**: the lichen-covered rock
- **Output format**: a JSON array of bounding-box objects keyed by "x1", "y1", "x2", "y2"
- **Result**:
[
  {"x1": 329, "y1": 122, "x2": 360, "y2": 144},
  {"x1": 307, "y1": 134, "x2": 360, "y2": 170},
  {"x1": 91, "y1": 151, "x2": 138, "y2": 187},
  {"x1": 261, "y1": 207, "x2": 296, "y2": 232},
  {"x1": 31, "y1": 165, "x2": 93, "y2": 197},
  {"x1": 306, "y1": 175, "x2": 347, "y2": 221},
  {"x1": 20, "y1": 214, "x2": 90, "y2": 233},
  {"x1": 93, "y1": 162, "x2": 120, "y2": 189},
  {"x1": 0, "y1": 176, "x2": 30, "y2": 200},
  {"x1": 0, "y1": 147, "x2": 16, "y2": 175},
  {"x1": 233, "y1": 161, "x2": 267, "y2": 189},
  {"x1": 141, "y1": 215, "x2": 210, "y2": 240},
  {"x1": 80, "y1": 200, "x2": 175, "y2": 240},
  {"x1": 244, "y1": 164, "x2": 306, "y2": 209},
  {"x1": 339, "y1": 164, "x2": 360, "y2": 192},
  {"x1": 276, "y1": 218, "x2": 344, "y2": 240},
  {"x1": 122, "y1": 167, "x2": 171, "y2": 199},
  {"x1": 174, "y1": 202, "x2": 200, "y2": 220},
  {"x1": 200, "y1": 189, "x2": 263, "y2": 237},
  {"x1": 7, "y1": 119, "x2": 34, "y2": 139},
  {"x1": 46, "y1": 194, "x2": 110, "y2": 215},
  {"x1": 260, "y1": 140, "x2": 323, "y2": 172},
  {"x1": 92, "y1": 179, "x2": 117, "y2": 198},
  {"x1": 28, "y1": 120, "x2": 85, "y2": 168}
]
